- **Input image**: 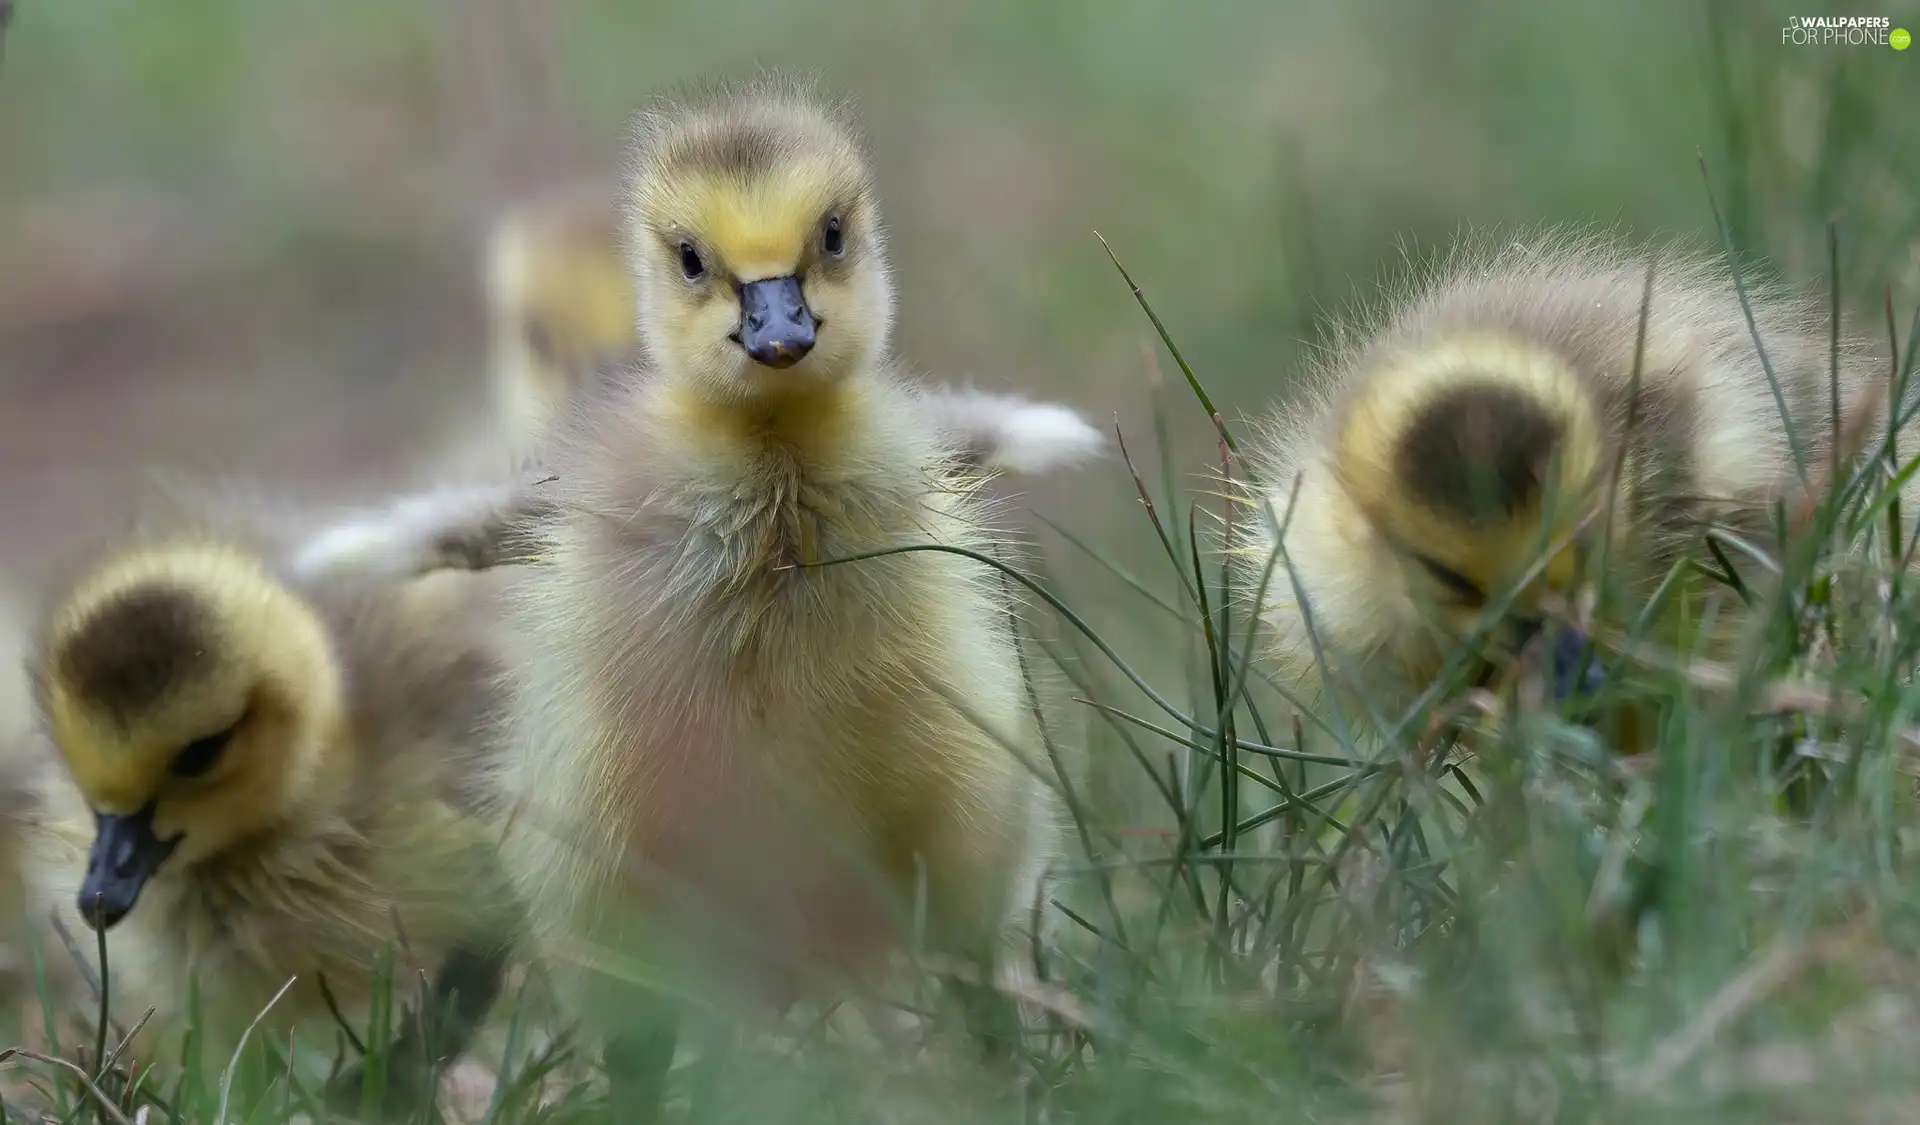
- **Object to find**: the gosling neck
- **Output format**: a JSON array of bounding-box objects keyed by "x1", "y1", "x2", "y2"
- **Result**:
[{"x1": 661, "y1": 371, "x2": 868, "y2": 461}]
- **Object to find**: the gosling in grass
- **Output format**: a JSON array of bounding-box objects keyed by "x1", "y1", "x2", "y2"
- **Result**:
[
  {"x1": 492, "y1": 77, "x2": 1058, "y2": 1108},
  {"x1": 1242, "y1": 231, "x2": 1901, "y2": 744},
  {"x1": 23, "y1": 483, "x2": 533, "y2": 1106},
  {"x1": 485, "y1": 180, "x2": 1105, "y2": 472}
]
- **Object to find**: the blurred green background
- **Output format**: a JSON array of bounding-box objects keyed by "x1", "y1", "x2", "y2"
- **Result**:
[{"x1": 0, "y1": 0, "x2": 1913, "y2": 665}]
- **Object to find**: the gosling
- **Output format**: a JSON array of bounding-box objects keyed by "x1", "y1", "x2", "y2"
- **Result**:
[
  {"x1": 1242, "y1": 230, "x2": 1900, "y2": 745},
  {"x1": 491, "y1": 76, "x2": 1057, "y2": 1110},
  {"x1": 25, "y1": 484, "x2": 532, "y2": 1105}
]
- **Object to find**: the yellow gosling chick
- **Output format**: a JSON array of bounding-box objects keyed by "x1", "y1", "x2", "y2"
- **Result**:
[
  {"x1": 1242, "y1": 230, "x2": 1898, "y2": 748},
  {"x1": 484, "y1": 182, "x2": 1105, "y2": 472},
  {"x1": 491, "y1": 77, "x2": 1057, "y2": 1111},
  {"x1": 24, "y1": 489, "x2": 530, "y2": 1109}
]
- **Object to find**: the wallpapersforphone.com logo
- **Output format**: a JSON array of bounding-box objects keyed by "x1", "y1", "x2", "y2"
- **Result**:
[{"x1": 1782, "y1": 14, "x2": 1909, "y2": 47}]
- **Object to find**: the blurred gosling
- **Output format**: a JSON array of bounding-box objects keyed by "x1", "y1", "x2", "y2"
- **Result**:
[
  {"x1": 484, "y1": 182, "x2": 636, "y2": 461},
  {"x1": 1241, "y1": 230, "x2": 1902, "y2": 746}
]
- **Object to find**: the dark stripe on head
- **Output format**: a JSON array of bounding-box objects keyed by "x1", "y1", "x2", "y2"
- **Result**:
[
  {"x1": 631, "y1": 76, "x2": 863, "y2": 183},
  {"x1": 53, "y1": 585, "x2": 218, "y2": 725},
  {"x1": 1395, "y1": 382, "x2": 1566, "y2": 523},
  {"x1": 676, "y1": 122, "x2": 790, "y2": 183}
]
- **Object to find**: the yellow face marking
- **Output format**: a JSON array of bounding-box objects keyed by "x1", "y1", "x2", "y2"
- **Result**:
[
  {"x1": 650, "y1": 161, "x2": 840, "y2": 281},
  {"x1": 42, "y1": 699, "x2": 170, "y2": 814},
  {"x1": 41, "y1": 654, "x2": 248, "y2": 815}
]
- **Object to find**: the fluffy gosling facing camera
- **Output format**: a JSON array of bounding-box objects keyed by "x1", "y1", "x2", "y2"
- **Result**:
[
  {"x1": 485, "y1": 179, "x2": 1104, "y2": 471},
  {"x1": 26, "y1": 497, "x2": 527, "y2": 1100},
  {"x1": 1244, "y1": 232, "x2": 1895, "y2": 743},
  {"x1": 495, "y1": 76, "x2": 1056, "y2": 1104}
]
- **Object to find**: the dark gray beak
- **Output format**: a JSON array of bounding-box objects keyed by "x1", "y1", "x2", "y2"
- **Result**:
[
  {"x1": 1545, "y1": 624, "x2": 1606, "y2": 702},
  {"x1": 736, "y1": 276, "x2": 816, "y2": 369},
  {"x1": 79, "y1": 802, "x2": 180, "y2": 930},
  {"x1": 1509, "y1": 616, "x2": 1607, "y2": 703}
]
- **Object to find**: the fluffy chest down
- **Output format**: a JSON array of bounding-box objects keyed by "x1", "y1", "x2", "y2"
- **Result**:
[
  {"x1": 660, "y1": 445, "x2": 966, "y2": 664},
  {"x1": 584, "y1": 469, "x2": 997, "y2": 841},
  {"x1": 526, "y1": 424, "x2": 1034, "y2": 986},
  {"x1": 584, "y1": 685, "x2": 1024, "y2": 1004}
]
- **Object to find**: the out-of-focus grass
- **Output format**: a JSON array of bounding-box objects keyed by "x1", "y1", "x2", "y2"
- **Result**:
[{"x1": 3, "y1": 0, "x2": 1920, "y2": 1122}]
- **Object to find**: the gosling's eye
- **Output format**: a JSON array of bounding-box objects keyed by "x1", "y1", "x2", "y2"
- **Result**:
[
  {"x1": 170, "y1": 725, "x2": 236, "y2": 780},
  {"x1": 1412, "y1": 554, "x2": 1486, "y2": 607},
  {"x1": 822, "y1": 215, "x2": 845, "y2": 258},
  {"x1": 678, "y1": 241, "x2": 706, "y2": 281}
]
